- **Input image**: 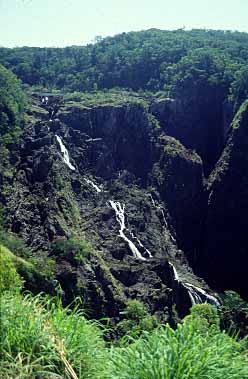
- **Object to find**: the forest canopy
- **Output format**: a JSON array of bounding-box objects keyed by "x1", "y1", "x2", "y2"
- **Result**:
[{"x1": 0, "y1": 29, "x2": 247, "y2": 108}]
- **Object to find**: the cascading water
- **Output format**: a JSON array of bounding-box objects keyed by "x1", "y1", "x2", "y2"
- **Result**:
[
  {"x1": 54, "y1": 135, "x2": 148, "y2": 260},
  {"x1": 130, "y1": 231, "x2": 152, "y2": 258},
  {"x1": 169, "y1": 262, "x2": 220, "y2": 307},
  {"x1": 148, "y1": 193, "x2": 176, "y2": 243},
  {"x1": 53, "y1": 132, "x2": 219, "y2": 308},
  {"x1": 55, "y1": 135, "x2": 75, "y2": 171},
  {"x1": 84, "y1": 178, "x2": 102, "y2": 193},
  {"x1": 109, "y1": 200, "x2": 147, "y2": 261},
  {"x1": 184, "y1": 282, "x2": 220, "y2": 307}
]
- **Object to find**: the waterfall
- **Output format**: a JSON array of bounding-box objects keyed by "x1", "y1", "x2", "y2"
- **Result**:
[
  {"x1": 109, "y1": 201, "x2": 146, "y2": 261},
  {"x1": 148, "y1": 193, "x2": 177, "y2": 243},
  {"x1": 55, "y1": 135, "x2": 75, "y2": 171},
  {"x1": 183, "y1": 282, "x2": 220, "y2": 307},
  {"x1": 130, "y1": 231, "x2": 153, "y2": 258},
  {"x1": 169, "y1": 262, "x2": 220, "y2": 307},
  {"x1": 84, "y1": 178, "x2": 101, "y2": 193}
]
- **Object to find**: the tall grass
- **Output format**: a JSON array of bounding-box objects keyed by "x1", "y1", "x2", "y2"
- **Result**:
[
  {"x1": 0, "y1": 292, "x2": 108, "y2": 379},
  {"x1": 109, "y1": 315, "x2": 248, "y2": 379},
  {"x1": 1, "y1": 292, "x2": 248, "y2": 379}
]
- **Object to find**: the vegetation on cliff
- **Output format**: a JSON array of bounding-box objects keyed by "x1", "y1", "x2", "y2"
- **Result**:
[
  {"x1": 0, "y1": 64, "x2": 26, "y2": 145},
  {"x1": 0, "y1": 27, "x2": 248, "y2": 378}
]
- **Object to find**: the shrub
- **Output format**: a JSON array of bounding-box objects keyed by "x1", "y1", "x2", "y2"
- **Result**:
[
  {"x1": 220, "y1": 290, "x2": 248, "y2": 338},
  {"x1": 0, "y1": 243, "x2": 55, "y2": 295},
  {"x1": 0, "y1": 231, "x2": 32, "y2": 259},
  {"x1": 116, "y1": 300, "x2": 158, "y2": 342},
  {"x1": 122, "y1": 299, "x2": 148, "y2": 321},
  {"x1": 0, "y1": 244, "x2": 23, "y2": 293},
  {"x1": 52, "y1": 237, "x2": 93, "y2": 265},
  {"x1": 109, "y1": 306, "x2": 248, "y2": 379},
  {"x1": 183, "y1": 303, "x2": 220, "y2": 333}
]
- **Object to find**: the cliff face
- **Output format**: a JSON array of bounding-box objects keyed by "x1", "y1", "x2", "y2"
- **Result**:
[
  {"x1": 199, "y1": 100, "x2": 248, "y2": 300},
  {"x1": 150, "y1": 96, "x2": 233, "y2": 176},
  {"x1": 1, "y1": 97, "x2": 220, "y2": 321},
  {"x1": 2, "y1": 94, "x2": 248, "y2": 321}
]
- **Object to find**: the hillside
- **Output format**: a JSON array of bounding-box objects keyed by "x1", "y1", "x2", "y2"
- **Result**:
[{"x1": 0, "y1": 29, "x2": 248, "y2": 378}]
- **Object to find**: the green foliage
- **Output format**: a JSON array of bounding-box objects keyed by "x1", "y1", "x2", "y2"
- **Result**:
[
  {"x1": 64, "y1": 88, "x2": 150, "y2": 107},
  {"x1": 116, "y1": 300, "x2": 158, "y2": 342},
  {"x1": 220, "y1": 291, "x2": 248, "y2": 338},
  {"x1": 0, "y1": 292, "x2": 108, "y2": 379},
  {"x1": 231, "y1": 99, "x2": 248, "y2": 129},
  {"x1": 29, "y1": 250, "x2": 56, "y2": 280},
  {"x1": 109, "y1": 306, "x2": 248, "y2": 379},
  {"x1": 230, "y1": 66, "x2": 248, "y2": 110},
  {"x1": 0, "y1": 64, "x2": 26, "y2": 144},
  {"x1": 0, "y1": 230, "x2": 32, "y2": 259},
  {"x1": 1, "y1": 294, "x2": 248, "y2": 379},
  {"x1": 0, "y1": 235, "x2": 55, "y2": 293},
  {"x1": 52, "y1": 236, "x2": 93, "y2": 264},
  {"x1": 0, "y1": 244, "x2": 23, "y2": 293},
  {"x1": 122, "y1": 299, "x2": 149, "y2": 321},
  {"x1": 0, "y1": 29, "x2": 247, "y2": 107},
  {"x1": 183, "y1": 303, "x2": 220, "y2": 334}
]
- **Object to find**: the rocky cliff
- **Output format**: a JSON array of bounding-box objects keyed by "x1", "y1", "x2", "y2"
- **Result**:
[
  {"x1": 2, "y1": 94, "x2": 247, "y2": 324},
  {"x1": 199, "y1": 100, "x2": 248, "y2": 300}
]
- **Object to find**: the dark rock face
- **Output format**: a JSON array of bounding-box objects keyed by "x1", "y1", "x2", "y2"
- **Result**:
[
  {"x1": 199, "y1": 100, "x2": 248, "y2": 300},
  {"x1": 1, "y1": 98, "x2": 222, "y2": 322},
  {"x1": 151, "y1": 135, "x2": 206, "y2": 262},
  {"x1": 59, "y1": 103, "x2": 154, "y2": 183},
  {"x1": 150, "y1": 96, "x2": 230, "y2": 175}
]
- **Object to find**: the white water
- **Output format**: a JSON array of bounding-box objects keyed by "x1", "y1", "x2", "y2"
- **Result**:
[
  {"x1": 148, "y1": 193, "x2": 178, "y2": 243},
  {"x1": 169, "y1": 262, "x2": 180, "y2": 282},
  {"x1": 84, "y1": 178, "x2": 102, "y2": 193},
  {"x1": 109, "y1": 201, "x2": 146, "y2": 261},
  {"x1": 184, "y1": 282, "x2": 220, "y2": 307},
  {"x1": 85, "y1": 138, "x2": 102, "y2": 142},
  {"x1": 169, "y1": 262, "x2": 220, "y2": 307},
  {"x1": 55, "y1": 135, "x2": 75, "y2": 171},
  {"x1": 130, "y1": 231, "x2": 153, "y2": 258}
]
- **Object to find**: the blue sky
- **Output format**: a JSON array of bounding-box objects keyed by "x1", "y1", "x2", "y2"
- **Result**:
[{"x1": 0, "y1": 0, "x2": 247, "y2": 47}]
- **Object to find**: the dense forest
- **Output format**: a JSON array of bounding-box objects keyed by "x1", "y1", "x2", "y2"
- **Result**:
[
  {"x1": 0, "y1": 29, "x2": 248, "y2": 108},
  {"x1": 1, "y1": 28, "x2": 248, "y2": 379}
]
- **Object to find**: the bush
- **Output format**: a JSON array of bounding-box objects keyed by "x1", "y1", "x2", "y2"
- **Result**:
[
  {"x1": 0, "y1": 243, "x2": 55, "y2": 295},
  {"x1": 220, "y1": 290, "x2": 248, "y2": 338},
  {"x1": 52, "y1": 237, "x2": 93, "y2": 265},
  {"x1": 0, "y1": 244, "x2": 23, "y2": 293},
  {"x1": 183, "y1": 303, "x2": 220, "y2": 333},
  {"x1": 109, "y1": 305, "x2": 248, "y2": 379},
  {"x1": 116, "y1": 300, "x2": 158, "y2": 342},
  {"x1": 0, "y1": 231, "x2": 32, "y2": 259}
]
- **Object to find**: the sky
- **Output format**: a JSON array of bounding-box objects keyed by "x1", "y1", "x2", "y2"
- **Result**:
[{"x1": 0, "y1": 0, "x2": 248, "y2": 47}]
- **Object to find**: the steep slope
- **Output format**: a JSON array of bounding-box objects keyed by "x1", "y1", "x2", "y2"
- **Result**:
[
  {"x1": 199, "y1": 100, "x2": 248, "y2": 299},
  {"x1": 2, "y1": 95, "x2": 219, "y2": 321},
  {"x1": 150, "y1": 95, "x2": 231, "y2": 175}
]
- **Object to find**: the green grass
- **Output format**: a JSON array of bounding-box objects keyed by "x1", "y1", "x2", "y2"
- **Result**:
[
  {"x1": 0, "y1": 292, "x2": 108, "y2": 379},
  {"x1": 1, "y1": 292, "x2": 248, "y2": 379},
  {"x1": 0, "y1": 244, "x2": 23, "y2": 293},
  {"x1": 64, "y1": 89, "x2": 150, "y2": 108},
  {"x1": 109, "y1": 318, "x2": 248, "y2": 379}
]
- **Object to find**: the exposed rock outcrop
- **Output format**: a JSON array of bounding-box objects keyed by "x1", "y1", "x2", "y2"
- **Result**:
[
  {"x1": 199, "y1": 100, "x2": 248, "y2": 300},
  {"x1": 2, "y1": 97, "x2": 220, "y2": 322},
  {"x1": 150, "y1": 96, "x2": 230, "y2": 175},
  {"x1": 151, "y1": 134, "x2": 206, "y2": 262}
]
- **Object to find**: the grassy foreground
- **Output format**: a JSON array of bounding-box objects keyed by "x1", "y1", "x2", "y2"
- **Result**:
[{"x1": 0, "y1": 291, "x2": 248, "y2": 379}]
